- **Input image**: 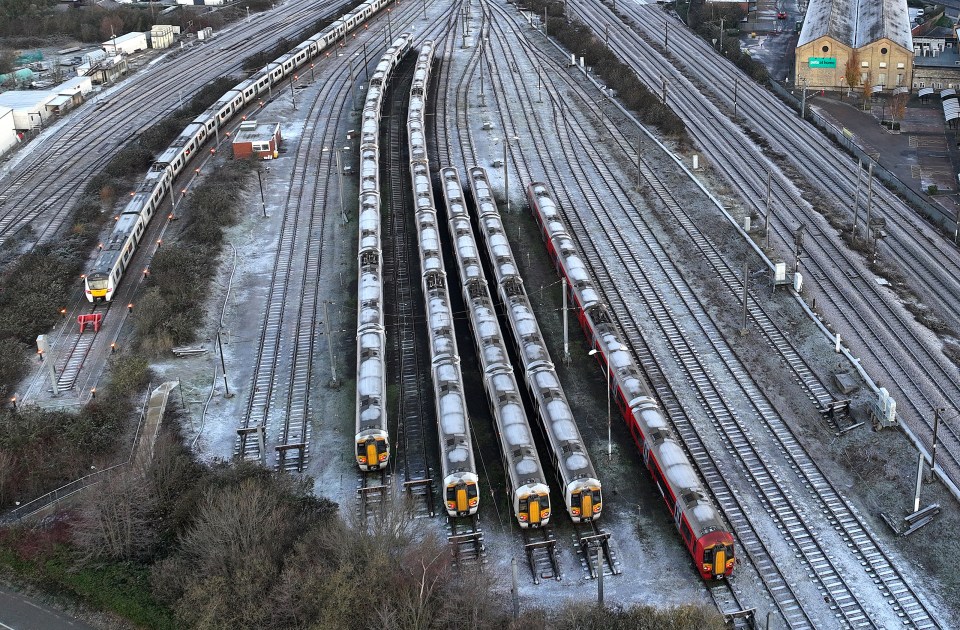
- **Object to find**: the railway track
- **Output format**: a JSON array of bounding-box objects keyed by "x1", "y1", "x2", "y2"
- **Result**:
[
  {"x1": 571, "y1": 520, "x2": 621, "y2": 580},
  {"x1": 235, "y1": 54, "x2": 353, "y2": 469},
  {"x1": 553, "y1": 53, "x2": 939, "y2": 630},
  {"x1": 357, "y1": 468, "x2": 391, "y2": 529},
  {"x1": 447, "y1": 516, "x2": 486, "y2": 568},
  {"x1": 382, "y1": 55, "x2": 436, "y2": 518},
  {"x1": 575, "y1": 2, "x2": 960, "y2": 499},
  {"x1": 0, "y1": 0, "x2": 350, "y2": 251},
  {"x1": 522, "y1": 526, "x2": 560, "y2": 585},
  {"x1": 475, "y1": 2, "x2": 942, "y2": 625}
]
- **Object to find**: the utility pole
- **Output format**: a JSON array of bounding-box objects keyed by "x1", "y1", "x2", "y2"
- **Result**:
[
  {"x1": 764, "y1": 171, "x2": 771, "y2": 249},
  {"x1": 335, "y1": 148, "x2": 346, "y2": 223},
  {"x1": 800, "y1": 78, "x2": 808, "y2": 118},
  {"x1": 324, "y1": 301, "x2": 338, "y2": 387},
  {"x1": 217, "y1": 330, "x2": 233, "y2": 398},
  {"x1": 928, "y1": 408, "x2": 943, "y2": 482},
  {"x1": 739, "y1": 262, "x2": 750, "y2": 336},
  {"x1": 852, "y1": 159, "x2": 862, "y2": 238},
  {"x1": 664, "y1": 22, "x2": 668, "y2": 51},
  {"x1": 733, "y1": 77, "x2": 738, "y2": 116},
  {"x1": 661, "y1": 76, "x2": 668, "y2": 103},
  {"x1": 864, "y1": 162, "x2": 875, "y2": 241},
  {"x1": 720, "y1": 18, "x2": 724, "y2": 53}
]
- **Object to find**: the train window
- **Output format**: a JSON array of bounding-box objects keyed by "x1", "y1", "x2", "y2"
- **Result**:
[{"x1": 680, "y1": 521, "x2": 692, "y2": 544}]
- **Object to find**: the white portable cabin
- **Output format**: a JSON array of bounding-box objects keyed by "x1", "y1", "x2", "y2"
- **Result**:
[
  {"x1": 0, "y1": 106, "x2": 16, "y2": 156},
  {"x1": 0, "y1": 91, "x2": 57, "y2": 130},
  {"x1": 59, "y1": 75, "x2": 93, "y2": 96},
  {"x1": 102, "y1": 32, "x2": 148, "y2": 55}
]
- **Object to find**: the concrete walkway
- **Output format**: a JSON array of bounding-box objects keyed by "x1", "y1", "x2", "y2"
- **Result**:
[{"x1": 0, "y1": 585, "x2": 94, "y2": 630}]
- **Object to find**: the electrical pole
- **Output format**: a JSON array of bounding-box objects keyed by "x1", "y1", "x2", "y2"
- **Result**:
[
  {"x1": 852, "y1": 159, "x2": 862, "y2": 238},
  {"x1": 764, "y1": 171, "x2": 771, "y2": 249},
  {"x1": 324, "y1": 301, "x2": 338, "y2": 386},
  {"x1": 928, "y1": 407, "x2": 943, "y2": 482},
  {"x1": 864, "y1": 162, "x2": 875, "y2": 242},
  {"x1": 739, "y1": 262, "x2": 749, "y2": 336}
]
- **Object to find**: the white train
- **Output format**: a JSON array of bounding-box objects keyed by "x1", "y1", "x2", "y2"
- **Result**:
[
  {"x1": 441, "y1": 166, "x2": 551, "y2": 528},
  {"x1": 527, "y1": 182, "x2": 735, "y2": 579},
  {"x1": 408, "y1": 43, "x2": 479, "y2": 517},
  {"x1": 84, "y1": 0, "x2": 393, "y2": 302},
  {"x1": 468, "y1": 167, "x2": 601, "y2": 523},
  {"x1": 354, "y1": 32, "x2": 412, "y2": 471}
]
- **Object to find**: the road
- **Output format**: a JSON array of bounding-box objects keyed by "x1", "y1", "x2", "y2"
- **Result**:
[{"x1": 0, "y1": 585, "x2": 94, "y2": 630}]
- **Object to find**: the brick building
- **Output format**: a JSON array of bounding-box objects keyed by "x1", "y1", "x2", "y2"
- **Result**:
[
  {"x1": 796, "y1": 0, "x2": 913, "y2": 93},
  {"x1": 232, "y1": 121, "x2": 281, "y2": 160}
]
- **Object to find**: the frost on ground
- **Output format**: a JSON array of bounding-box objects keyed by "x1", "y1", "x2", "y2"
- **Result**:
[{"x1": 135, "y1": 0, "x2": 959, "y2": 624}]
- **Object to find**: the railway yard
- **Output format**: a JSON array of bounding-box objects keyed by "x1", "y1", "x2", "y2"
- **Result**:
[{"x1": 5, "y1": 0, "x2": 960, "y2": 627}]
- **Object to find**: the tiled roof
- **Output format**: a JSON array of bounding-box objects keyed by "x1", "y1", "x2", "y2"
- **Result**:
[{"x1": 799, "y1": 0, "x2": 912, "y2": 50}]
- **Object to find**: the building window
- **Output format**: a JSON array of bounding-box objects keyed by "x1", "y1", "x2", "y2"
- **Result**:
[
  {"x1": 897, "y1": 62, "x2": 905, "y2": 69},
  {"x1": 899, "y1": 74, "x2": 905, "y2": 86},
  {"x1": 881, "y1": 47, "x2": 888, "y2": 55},
  {"x1": 861, "y1": 61, "x2": 869, "y2": 68},
  {"x1": 822, "y1": 45, "x2": 829, "y2": 53},
  {"x1": 919, "y1": 82, "x2": 925, "y2": 88}
]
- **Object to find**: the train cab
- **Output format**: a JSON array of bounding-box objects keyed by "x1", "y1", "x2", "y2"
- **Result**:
[
  {"x1": 697, "y1": 533, "x2": 735, "y2": 579},
  {"x1": 355, "y1": 431, "x2": 389, "y2": 471},
  {"x1": 516, "y1": 485, "x2": 551, "y2": 527},
  {"x1": 569, "y1": 484, "x2": 602, "y2": 522},
  {"x1": 445, "y1": 475, "x2": 479, "y2": 516}
]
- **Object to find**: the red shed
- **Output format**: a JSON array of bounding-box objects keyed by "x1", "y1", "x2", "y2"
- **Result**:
[{"x1": 232, "y1": 120, "x2": 281, "y2": 160}]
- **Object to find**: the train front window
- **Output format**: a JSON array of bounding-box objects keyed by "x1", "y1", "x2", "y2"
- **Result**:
[{"x1": 88, "y1": 277, "x2": 108, "y2": 290}]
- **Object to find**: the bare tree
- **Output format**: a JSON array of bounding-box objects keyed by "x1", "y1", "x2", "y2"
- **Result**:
[
  {"x1": 72, "y1": 465, "x2": 156, "y2": 561},
  {"x1": 844, "y1": 51, "x2": 861, "y2": 93}
]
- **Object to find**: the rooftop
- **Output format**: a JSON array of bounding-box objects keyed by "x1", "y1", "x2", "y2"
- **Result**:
[
  {"x1": 799, "y1": 0, "x2": 912, "y2": 50},
  {"x1": 0, "y1": 91, "x2": 57, "y2": 109},
  {"x1": 233, "y1": 121, "x2": 279, "y2": 142}
]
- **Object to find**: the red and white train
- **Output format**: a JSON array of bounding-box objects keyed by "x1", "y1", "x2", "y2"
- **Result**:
[{"x1": 527, "y1": 182, "x2": 735, "y2": 579}]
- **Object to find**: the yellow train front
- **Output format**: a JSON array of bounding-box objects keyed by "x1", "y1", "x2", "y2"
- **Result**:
[
  {"x1": 515, "y1": 482, "x2": 551, "y2": 528},
  {"x1": 355, "y1": 430, "x2": 389, "y2": 471},
  {"x1": 444, "y1": 472, "x2": 480, "y2": 516}
]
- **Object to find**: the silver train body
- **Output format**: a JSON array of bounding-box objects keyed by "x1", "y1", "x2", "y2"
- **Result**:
[
  {"x1": 408, "y1": 43, "x2": 479, "y2": 516},
  {"x1": 440, "y1": 167, "x2": 551, "y2": 528},
  {"x1": 527, "y1": 182, "x2": 735, "y2": 579},
  {"x1": 354, "y1": 32, "x2": 412, "y2": 471},
  {"x1": 468, "y1": 167, "x2": 601, "y2": 523},
  {"x1": 84, "y1": 0, "x2": 392, "y2": 302}
]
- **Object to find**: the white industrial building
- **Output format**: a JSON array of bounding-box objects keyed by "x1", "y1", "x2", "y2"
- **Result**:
[
  {"x1": 149, "y1": 25, "x2": 176, "y2": 49},
  {"x1": 59, "y1": 76, "x2": 93, "y2": 97},
  {"x1": 0, "y1": 106, "x2": 16, "y2": 156},
  {"x1": 0, "y1": 92, "x2": 58, "y2": 131},
  {"x1": 102, "y1": 32, "x2": 148, "y2": 55}
]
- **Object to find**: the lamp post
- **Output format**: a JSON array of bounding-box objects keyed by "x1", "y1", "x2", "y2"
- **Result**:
[
  {"x1": 324, "y1": 146, "x2": 347, "y2": 223},
  {"x1": 588, "y1": 346, "x2": 622, "y2": 460},
  {"x1": 498, "y1": 136, "x2": 520, "y2": 212},
  {"x1": 256, "y1": 167, "x2": 269, "y2": 217},
  {"x1": 290, "y1": 74, "x2": 298, "y2": 110}
]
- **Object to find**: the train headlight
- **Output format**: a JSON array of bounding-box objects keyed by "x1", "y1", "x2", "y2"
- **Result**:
[
  {"x1": 446, "y1": 501, "x2": 455, "y2": 510},
  {"x1": 468, "y1": 497, "x2": 478, "y2": 507},
  {"x1": 593, "y1": 504, "x2": 602, "y2": 513},
  {"x1": 702, "y1": 563, "x2": 711, "y2": 572},
  {"x1": 519, "y1": 514, "x2": 527, "y2": 522},
  {"x1": 357, "y1": 456, "x2": 367, "y2": 464},
  {"x1": 378, "y1": 452, "x2": 388, "y2": 461},
  {"x1": 541, "y1": 510, "x2": 550, "y2": 518},
  {"x1": 571, "y1": 507, "x2": 580, "y2": 516}
]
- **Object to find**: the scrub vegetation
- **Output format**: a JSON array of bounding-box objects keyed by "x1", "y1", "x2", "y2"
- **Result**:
[
  {"x1": 517, "y1": 0, "x2": 688, "y2": 140},
  {"x1": 1, "y1": 424, "x2": 725, "y2": 629}
]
